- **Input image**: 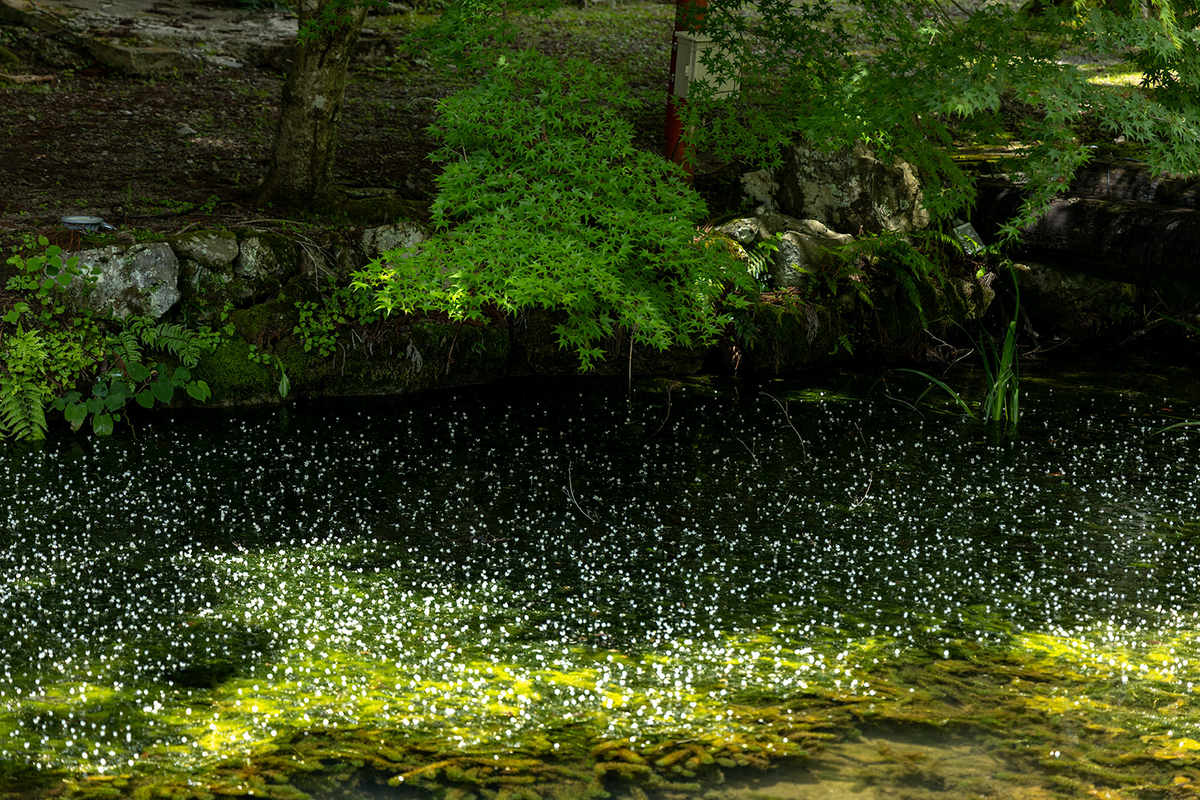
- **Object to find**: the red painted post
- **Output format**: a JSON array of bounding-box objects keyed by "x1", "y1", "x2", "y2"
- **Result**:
[{"x1": 666, "y1": 0, "x2": 707, "y2": 181}]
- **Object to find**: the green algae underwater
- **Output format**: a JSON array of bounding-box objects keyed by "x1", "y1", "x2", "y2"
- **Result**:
[{"x1": 3, "y1": 372, "x2": 1200, "y2": 800}]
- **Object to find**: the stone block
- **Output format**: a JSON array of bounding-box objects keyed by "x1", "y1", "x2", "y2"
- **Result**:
[{"x1": 68, "y1": 242, "x2": 180, "y2": 320}]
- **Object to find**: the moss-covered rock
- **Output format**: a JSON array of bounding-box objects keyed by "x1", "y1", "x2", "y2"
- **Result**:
[
  {"x1": 233, "y1": 231, "x2": 298, "y2": 304},
  {"x1": 169, "y1": 229, "x2": 299, "y2": 318},
  {"x1": 228, "y1": 287, "x2": 302, "y2": 348},
  {"x1": 171, "y1": 230, "x2": 240, "y2": 320},
  {"x1": 66, "y1": 242, "x2": 181, "y2": 320},
  {"x1": 173, "y1": 218, "x2": 1001, "y2": 407},
  {"x1": 190, "y1": 337, "x2": 280, "y2": 405},
  {"x1": 193, "y1": 300, "x2": 510, "y2": 406}
]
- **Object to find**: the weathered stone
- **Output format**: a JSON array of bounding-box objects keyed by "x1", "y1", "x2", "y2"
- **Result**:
[
  {"x1": 361, "y1": 220, "x2": 428, "y2": 259},
  {"x1": 298, "y1": 246, "x2": 329, "y2": 282},
  {"x1": 773, "y1": 232, "x2": 824, "y2": 289},
  {"x1": 84, "y1": 40, "x2": 201, "y2": 75},
  {"x1": 1015, "y1": 260, "x2": 1137, "y2": 338},
  {"x1": 740, "y1": 169, "x2": 778, "y2": 214},
  {"x1": 351, "y1": 32, "x2": 394, "y2": 66},
  {"x1": 974, "y1": 180, "x2": 1200, "y2": 300},
  {"x1": 67, "y1": 242, "x2": 180, "y2": 319},
  {"x1": 1067, "y1": 160, "x2": 1200, "y2": 209},
  {"x1": 744, "y1": 141, "x2": 930, "y2": 235},
  {"x1": 716, "y1": 217, "x2": 760, "y2": 246},
  {"x1": 717, "y1": 214, "x2": 854, "y2": 289},
  {"x1": 171, "y1": 230, "x2": 239, "y2": 270},
  {"x1": 204, "y1": 55, "x2": 243, "y2": 69},
  {"x1": 178, "y1": 258, "x2": 234, "y2": 309},
  {"x1": 234, "y1": 233, "x2": 298, "y2": 302},
  {"x1": 767, "y1": 214, "x2": 854, "y2": 243},
  {"x1": 0, "y1": 0, "x2": 63, "y2": 34},
  {"x1": 170, "y1": 231, "x2": 241, "y2": 313}
]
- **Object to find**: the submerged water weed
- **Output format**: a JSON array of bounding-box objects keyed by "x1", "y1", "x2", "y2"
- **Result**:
[{"x1": 0, "y1": 377, "x2": 1199, "y2": 796}]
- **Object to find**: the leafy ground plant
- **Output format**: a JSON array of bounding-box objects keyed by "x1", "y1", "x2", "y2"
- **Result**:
[
  {"x1": 1, "y1": 241, "x2": 214, "y2": 439},
  {"x1": 51, "y1": 321, "x2": 213, "y2": 436},
  {"x1": 356, "y1": 48, "x2": 755, "y2": 370},
  {"x1": 898, "y1": 266, "x2": 1021, "y2": 428}
]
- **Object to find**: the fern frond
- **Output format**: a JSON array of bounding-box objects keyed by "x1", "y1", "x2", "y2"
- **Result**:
[
  {"x1": 0, "y1": 378, "x2": 47, "y2": 440},
  {"x1": 148, "y1": 322, "x2": 202, "y2": 368},
  {"x1": 111, "y1": 328, "x2": 142, "y2": 368},
  {"x1": 4, "y1": 327, "x2": 48, "y2": 375}
]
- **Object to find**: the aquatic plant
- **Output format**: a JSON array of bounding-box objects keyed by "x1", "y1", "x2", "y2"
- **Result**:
[
  {"x1": 898, "y1": 266, "x2": 1020, "y2": 428},
  {"x1": 977, "y1": 278, "x2": 1021, "y2": 427},
  {"x1": 246, "y1": 344, "x2": 291, "y2": 399},
  {"x1": 0, "y1": 378, "x2": 1198, "y2": 797}
]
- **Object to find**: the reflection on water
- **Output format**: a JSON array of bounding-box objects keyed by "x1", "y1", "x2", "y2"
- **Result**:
[
  {"x1": 1, "y1": 373, "x2": 1199, "y2": 798},
  {"x1": 707, "y1": 726, "x2": 1044, "y2": 800}
]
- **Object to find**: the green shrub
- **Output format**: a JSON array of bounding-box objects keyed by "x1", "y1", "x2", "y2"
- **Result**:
[
  {"x1": 1, "y1": 240, "x2": 214, "y2": 440},
  {"x1": 356, "y1": 49, "x2": 754, "y2": 370},
  {"x1": 294, "y1": 279, "x2": 382, "y2": 358}
]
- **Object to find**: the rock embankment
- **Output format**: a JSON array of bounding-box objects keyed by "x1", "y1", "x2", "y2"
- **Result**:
[{"x1": 973, "y1": 160, "x2": 1200, "y2": 302}]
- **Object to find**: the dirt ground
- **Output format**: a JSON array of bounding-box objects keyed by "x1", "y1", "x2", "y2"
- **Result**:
[{"x1": 0, "y1": 0, "x2": 744, "y2": 256}]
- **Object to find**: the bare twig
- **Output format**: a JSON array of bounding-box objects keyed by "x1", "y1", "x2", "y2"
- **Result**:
[
  {"x1": 651, "y1": 386, "x2": 673, "y2": 436},
  {"x1": 565, "y1": 463, "x2": 595, "y2": 523},
  {"x1": 1021, "y1": 338, "x2": 1070, "y2": 357},
  {"x1": 878, "y1": 379, "x2": 924, "y2": 415},
  {"x1": 762, "y1": 391, "x2": 809, "y2": 462},
  {"x1": 1120, "y1": 300, "x2": 1200, "y2": 345},
  {"x1": 445, "y1": 324, "x2": 462, "y2": 376},
  {"x1": 852, "y1": 421, "x2": 867, "y2": 447},
  {"x1": 924, "y1": 329, "x2": 974, "y2": 365},
  {"x1": 849, "y1": 473, "x2": 874, "y2": 510},
  {"x1": 735, "y1": 437, "x2": 757, "y2": 463},
  {"x1": 628, "y1": 336, "x2": 633, "y2": 390}
]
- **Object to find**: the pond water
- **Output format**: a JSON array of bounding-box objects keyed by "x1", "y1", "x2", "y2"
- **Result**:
[{"x1": 2, "y1": 369, "x2": 1200, "y2": 799}]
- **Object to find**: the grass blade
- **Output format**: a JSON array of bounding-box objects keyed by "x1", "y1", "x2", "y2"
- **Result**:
[{"x1": 896, "y1": 368, "x2": 977, "y2": 418}]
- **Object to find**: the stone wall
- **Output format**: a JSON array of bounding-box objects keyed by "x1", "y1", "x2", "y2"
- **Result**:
[{"x1": 48, "y1": 218, "x2": 1029, "y2": 407}]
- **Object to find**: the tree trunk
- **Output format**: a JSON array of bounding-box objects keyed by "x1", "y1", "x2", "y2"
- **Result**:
[{"x1": 251, "y1": 0, "x2": 368, "y2": 211}]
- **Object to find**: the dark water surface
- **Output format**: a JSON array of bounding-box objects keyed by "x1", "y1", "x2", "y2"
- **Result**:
[{"x1": 2, "y1": 370, "x2": 1200, "y2": 798}]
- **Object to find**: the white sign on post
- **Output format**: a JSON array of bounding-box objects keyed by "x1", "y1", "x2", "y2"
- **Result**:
[{"x1": 672, "y1": 32, "x2": 740, "y2": 99}]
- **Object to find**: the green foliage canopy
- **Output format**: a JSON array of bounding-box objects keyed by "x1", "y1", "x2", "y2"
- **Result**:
[
  {"x1": 356, "y1": 50, "x2": 754, "y2": 369},
  {"x1": 687, "y1": 0, "x2": 1200, "y2": 236},
  {"x1": 360, "y1": 0, "x2": 1198, "y2": 370}
]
